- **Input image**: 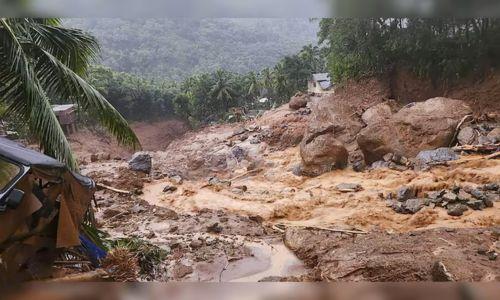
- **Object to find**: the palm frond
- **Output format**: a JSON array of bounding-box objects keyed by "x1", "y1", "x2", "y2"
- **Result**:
[{"x1": 31, "y1": 47, "x2": 140, "y2": 150}]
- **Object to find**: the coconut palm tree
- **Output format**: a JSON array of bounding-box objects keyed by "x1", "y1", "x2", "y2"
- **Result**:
[
  {"x1": 210, "y1": 69, "x2": 235, "y2": 112},
  {"x1": 0, "y1": 18, "x2": 140, "y2": 170}
]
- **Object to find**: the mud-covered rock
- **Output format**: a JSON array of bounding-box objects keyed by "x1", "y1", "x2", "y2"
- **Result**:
[
  {"x1": 447, "y1": 203, "x2": 468, "y2": 216},
  {"x1": 288, "y1": 92, "x2": 309, "y2": 110},
  {"x1": 487, "y1": 127, "x2": 500, "y2": 143},
  {"x1": 397, "y1": 186, "x2": 415, "y2": 201},
  {"x1": 361, "y1": 102, "x2": 393, "y2": 126},
  {"x1": 357, "y1": 98, "x2": 472, "y2": 164},
  {"x1": 299, "y1": 129, "x2": 348, "y2": 177},
  {"x1": 457, "y1": 126, "x2": 476, "y2": 145},
  {"x1": 128, "y1": 152, "x2": 152, "y2": 174}
]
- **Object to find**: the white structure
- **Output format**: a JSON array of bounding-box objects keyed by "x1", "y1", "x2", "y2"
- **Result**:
[{"x1": 307, "y1": 73, "x2": 333, "y2": 94}]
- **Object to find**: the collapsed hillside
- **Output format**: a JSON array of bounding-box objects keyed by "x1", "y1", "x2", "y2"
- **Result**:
[{"x1": 74, "y1": 74, "x2": 499, "y2": 282}]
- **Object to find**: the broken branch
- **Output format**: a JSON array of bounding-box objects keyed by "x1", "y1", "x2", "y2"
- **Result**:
[{"x1": 96, "y1": 183, "x2": 131, "y2": 195}]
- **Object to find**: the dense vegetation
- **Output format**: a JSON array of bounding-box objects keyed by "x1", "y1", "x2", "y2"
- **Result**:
[
  {"x1": 86, "y1": 45, "x2": 326, "y2": 125},
  {"x1": 318, "y1": 18, "x2": 500, "y2": 82},
  {"x1": 65, "y1": 18, "x2": 318, "y2": 80},
  {"x1": 0, "y1": 18, "x2": 138, "y2": 169}
]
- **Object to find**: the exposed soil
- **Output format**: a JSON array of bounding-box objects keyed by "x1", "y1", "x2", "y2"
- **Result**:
[{"x1": 73, "y1": 75, "x2": 500, "y2": 282}]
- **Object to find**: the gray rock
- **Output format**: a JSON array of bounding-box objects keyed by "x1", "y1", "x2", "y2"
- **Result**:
[
  {"x1": 383, "y1": 153, "x2": 394, "y2": 162},
  {"x1": 483, "y1": 198, "x2": 494, "y2": 208},
  {"x1": 470, "y1": 189, "x2": 486, "y2": 200},
  {"x1": 427, "y1": 190, "x2": 445, "y2": 200},
  {"x1": 483, "y1": 183, "x2": 499, "y2": 191},
  {"x1": 336, "y1": 183, "x2": 363, "y2": 192},
  {"x1": 170, "y1": 175, "x2": 183, "y2": 184},
  {"x1": 371, "y1": 160, "x2": 390, "y2": 169},
  {"x1": 442, "y1": 192, "x2": 457, "y2": 202},
  {"x1": 231, "y1": 146, "x2": 247, "y2": 162},
  {"x1": 486, "y1": 128, "x2": 500, "y2": 143},
  {"x1": 128, "y1": 152, "x2": 152, "y2": 174},
  {"x1": 397, "y1": 186, "x2": 415, "y2": 202},
  {"x1": 431, "y1": 261, "x2": 454, "y2": 282},
  {"x1": 163, "y1": 185, "x2": 178, "y2": 193},
  {"x1": 457, "y1": 127, "x2": 476, "y2": 145},
  {"x1": 207, "y1": 222, "x2": 223, "y2": 233},
  {"x1": 477, "y1": 135, "x2": 492, "y2": 145},
  {"x1": 447, "y1": 203, "x2": 468, "y2": 216},
  {"x1": 352, "y1": 160, "x2": 366, "y2": 172},
  {"x1": 291, "y1": 164, "x2": 303, "y2": 176},
  {"x1": 467, "y1": 200, "x2": 485, "y2": 210},
  {"x1": 457, "y1": 190, "x2": 473, "y2": 202},
  {"x1": 403, "y1": 198, "x2": 429, "y2": 214},
  {"x1": 415, "y1": 147, "x2": 459, "y2": 168}
]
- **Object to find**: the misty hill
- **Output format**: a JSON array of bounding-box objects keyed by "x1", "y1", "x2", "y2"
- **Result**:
[{"x1": 65, "y1": 18, "x2": 318, "y2": 80}]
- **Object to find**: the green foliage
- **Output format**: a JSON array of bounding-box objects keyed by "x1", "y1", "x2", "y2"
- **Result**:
[
  {"x1": 64, "y1": 18, "x2": 319, "y2": 80},
  {"x1": 85, "y1": 65, "x2": 178, "y2": 121},
  {"x1": 319, "y1": 18, "x2": 500, "y2": 82},
  {"x1": 0, "y1": 18, "x2": 140, "y2": 170},
  {"x1": 110, "y1": 237, "x2": 168, "y2": 279}
]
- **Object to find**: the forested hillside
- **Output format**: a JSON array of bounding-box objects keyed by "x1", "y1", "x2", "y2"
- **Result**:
[{"x1": 65, "y1": 18, "x2": 318, "y2": 80}]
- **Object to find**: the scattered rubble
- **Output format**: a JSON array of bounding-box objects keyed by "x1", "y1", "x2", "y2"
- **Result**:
[{"x1": 387, "y1": 184, "x2": 499, "y2": 216}]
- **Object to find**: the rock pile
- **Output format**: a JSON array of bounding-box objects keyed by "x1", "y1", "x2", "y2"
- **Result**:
[
  {"x1": 370, "y1": 152, "x2": 410, "y2": 171},
  {"x1": 387, "y1": 184, "x2": 499, "y2": 216},
  {"x1": 458, "y1": 124, "x2": 500, "y2": 145}
]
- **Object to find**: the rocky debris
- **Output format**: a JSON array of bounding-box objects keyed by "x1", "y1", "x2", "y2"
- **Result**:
[
  {"x1": 414, "y1": 147, "x2": 459, "y2": 169},
  {"x1": 284, "y1": 227, "x2": 500, "y2": 281},
  {"x1": 361, "y1": 102, "x2": 393, "y2": 126},
  {"x1": 357, "y1": 97, "x2": 472, "y2": 164},
  {"x1": 396, "y1": 186, "x2": 415, "y2": 201},
  {"x1": 128, "y1": 152, "x2": 152, "y2": 174},
  {"x1": 457, "y1": 127, "x2": 476, "y2": 145},
  {"x1": 163, "y1": 185, "x2": 178, "y2": 193},
  {"x1": 457, "y1": 123, "x2": 500, "y2": 145},
  {"x1": 431, "y1": 262, "x2": 454, "y2": 281},
  {"x1": 288, "y1": 92, "x2": 309, "y2": 110},
  {"x1": 370, "y1": 152, "x2": 411, "y2": 171},
  {"x1": 299, "y1": 126, "x2": 348, "y2": 177},
  {"x1": 487, "y1": 127, "x2": 500, "y2": 143},
  {"x1": 336, "y1": 183, "x2": 363, "y2": 192},
  {"x1": 230, "y1": 146, "x2": 247, "y2": 162},
  {"x1": 352, "y1": 160, "x2": 366, "y2": 172},
  {"x1": 446, "y1": 203, "x2": 468, "y2": 216},
  {"x1": 388, "y1": 184, "x2": 498, "y2": 215},
  {"x1": 389, "y1": 198, "x2": 429, "y2": 214}
]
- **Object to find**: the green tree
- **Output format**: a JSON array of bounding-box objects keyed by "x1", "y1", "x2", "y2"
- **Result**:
[
  {"x1": 0, "y1": 18, "x2": 139, "y2": 169},
  {"x1": 210, "y1": 69, "x2": 235, "y2": 112}
]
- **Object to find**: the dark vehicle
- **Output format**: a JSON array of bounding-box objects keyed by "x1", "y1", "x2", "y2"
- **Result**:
[{"x1": 0, "y1": 137, "x2": 95, "y2": 282}]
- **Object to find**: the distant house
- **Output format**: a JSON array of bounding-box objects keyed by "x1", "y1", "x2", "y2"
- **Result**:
[
  {"x1": 52, "y1": 104, "x2": 78, "y2": 134},
  {"x1": 307, "y1": 73, "x2": 333, "y2": 94}
]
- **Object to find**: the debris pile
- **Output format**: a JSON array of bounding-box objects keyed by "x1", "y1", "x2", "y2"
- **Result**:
[{"x1": 387, "y1": 184, "x2": 499, "y2": 216}]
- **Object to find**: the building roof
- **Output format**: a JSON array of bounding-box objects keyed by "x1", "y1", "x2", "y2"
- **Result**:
[
  {"x1": 311, "y1": 73, "x2": 330, "y2": 82},
  {"x1": 52, "y1": 104, "x2": 76, "y2": 113}
]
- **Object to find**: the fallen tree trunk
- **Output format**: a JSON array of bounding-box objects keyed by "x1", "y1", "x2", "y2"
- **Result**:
[{"x1": 96, "y1": 183, "x2": 131, "y2": 195}]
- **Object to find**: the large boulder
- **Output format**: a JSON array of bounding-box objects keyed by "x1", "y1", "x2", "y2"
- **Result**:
[
  {"x1": 299, "y1": 127, "x2": 348, "y2": 177},
  {"x1": 357, "y1": 98, "x2": 472, "y2": 164},
  {"x1": 128, "y1": 152, "x2": 152, "y2": 174},
  {"x1": 288, "y1": 92, "x2": 309, "y2": 110},
  {"x1": 361, "y1": 102, "x2": 393, "y2": 126}
]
